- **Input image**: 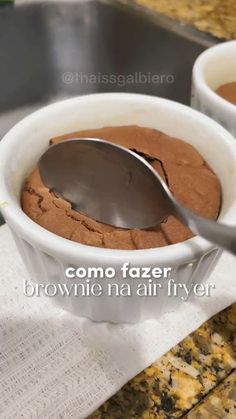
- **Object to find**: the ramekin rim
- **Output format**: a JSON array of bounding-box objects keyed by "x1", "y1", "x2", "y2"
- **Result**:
[
  {"x1": 192, "y1": 40, "x2": 236, "y2": 114},
  {"x1": 2, "y1": 205, "x2": 215, "y2": 262},
  {"x1": 0, "y1": 92, "x2": 235, "y2": 262}
]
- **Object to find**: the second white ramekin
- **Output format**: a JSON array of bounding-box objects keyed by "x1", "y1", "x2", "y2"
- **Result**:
[
  {"x1": 1, "y1": 93, "x2": 236, "y2": 323},
  {"x1": 191, "y1": 40, "x2": 236, "y2": 137}
]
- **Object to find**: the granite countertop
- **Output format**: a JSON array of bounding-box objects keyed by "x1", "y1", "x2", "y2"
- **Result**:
[
  {"x1": 135, "y1": 0, "x2": 236, "y2": 40},
  {"x1": 90, "y1": 304, "x2": 236, "y2": 418},
  {"x1": 186, "y1": 370, "x2": 236, "y2": 418}
]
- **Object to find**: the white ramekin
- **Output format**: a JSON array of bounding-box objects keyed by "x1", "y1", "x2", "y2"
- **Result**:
[
  {"x1": 1, "y1": 93, "x2": 236, "y2": 323},
  {"x1": 191, "y1": 40, "x2": 236, "y2": 137}
]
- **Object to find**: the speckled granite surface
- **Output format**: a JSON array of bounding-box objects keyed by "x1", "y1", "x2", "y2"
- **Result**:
[
  {"x1": 186, "y1": 370, "x2": 236, "y2": 418},
  {"x1": 90, "y1": 304, "x2": 236, "y2": 418},
  {"x1": 135, "y1": 0, "x2": 236, "y2": 40}
]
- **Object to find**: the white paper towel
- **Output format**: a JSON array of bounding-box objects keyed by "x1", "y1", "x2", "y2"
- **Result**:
[{"x1": 0, "y1": 224, "x2": 235, "y2": 419}]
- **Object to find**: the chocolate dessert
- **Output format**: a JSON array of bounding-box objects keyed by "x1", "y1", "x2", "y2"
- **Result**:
[
  {"x1": 22, "y1": 126, "x2": 221, "y2": 250},
  {"x1": 215, "y1": 82, "x2": 236, "y2": 105}
]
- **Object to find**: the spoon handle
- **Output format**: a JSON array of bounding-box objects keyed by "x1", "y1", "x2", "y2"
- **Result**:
[{"x1": 175, "y1": 204, "x2": 236, "y2": 255}]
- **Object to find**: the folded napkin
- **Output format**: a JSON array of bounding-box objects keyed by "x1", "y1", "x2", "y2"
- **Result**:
[{"x1": 0, "y1": 224, "x2": 235, "y2": 419}]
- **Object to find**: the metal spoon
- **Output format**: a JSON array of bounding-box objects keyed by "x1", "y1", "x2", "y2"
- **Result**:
[{"x1": 39, "y1": 138, "x2": 236, "y2": 254}]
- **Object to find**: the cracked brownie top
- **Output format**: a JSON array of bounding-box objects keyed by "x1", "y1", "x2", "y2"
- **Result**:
[{"x1": 21, "y1": 125, "x2": 221, "y2": 250}]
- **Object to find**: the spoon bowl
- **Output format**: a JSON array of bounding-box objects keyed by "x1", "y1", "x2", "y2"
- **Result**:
[
  {"x1": 39, "y1": 138, "x2": 236, "y2": 255},
  {"x1": 39, "y1": 138, "x2": 174, "y2": 229}
]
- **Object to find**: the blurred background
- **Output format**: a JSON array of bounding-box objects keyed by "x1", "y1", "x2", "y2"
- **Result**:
[{"x1": 1, "y1": 0, "x2": 234, "y2": 140}]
